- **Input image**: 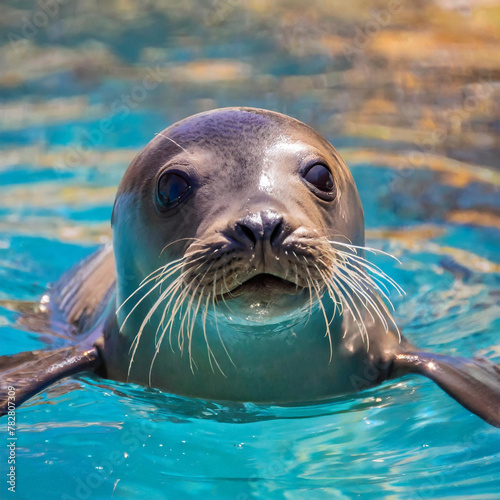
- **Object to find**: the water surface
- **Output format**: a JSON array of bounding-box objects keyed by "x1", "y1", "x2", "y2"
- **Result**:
[{"x1": 1, "y1": 1, "x2": 499, "y2": 499}]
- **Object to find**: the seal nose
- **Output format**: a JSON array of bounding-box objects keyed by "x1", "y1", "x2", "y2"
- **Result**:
[{"x1": 235, "y1": 210, "x2": 284, "y2": 249}]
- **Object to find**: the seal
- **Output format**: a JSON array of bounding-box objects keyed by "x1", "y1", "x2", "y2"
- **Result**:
[{"x1": 1, "y1": 107, "x2": 499, "y2": 426}]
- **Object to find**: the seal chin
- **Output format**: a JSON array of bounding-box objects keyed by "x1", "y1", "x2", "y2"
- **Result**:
[{"x1": 217, "y1": 273, "x2": 309, "y2": 324}]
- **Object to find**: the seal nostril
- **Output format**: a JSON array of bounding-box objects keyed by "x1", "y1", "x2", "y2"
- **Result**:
[
  {"x1": 237, "y1": 223, "x2": 257, "y2": 246},
  {"x1": 269, "y1": 219, "x2": 283, "y2": 246},
  {"x1": 234, "y1": 212, "x2": 284, "y2": 249}
]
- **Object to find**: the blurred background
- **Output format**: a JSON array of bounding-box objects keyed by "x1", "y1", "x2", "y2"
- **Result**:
[{"x1": 1, "y1": 0, "x2": 499, "y2": 247}]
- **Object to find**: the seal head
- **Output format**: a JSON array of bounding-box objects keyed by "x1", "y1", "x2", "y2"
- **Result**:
[{"x1": 113, "y1": 107, "x2": 364, "y2": 319}]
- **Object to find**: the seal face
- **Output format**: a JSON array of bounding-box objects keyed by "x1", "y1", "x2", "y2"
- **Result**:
[{"x1": 105, "y1": 107, "x2": 395, "y2": 402}]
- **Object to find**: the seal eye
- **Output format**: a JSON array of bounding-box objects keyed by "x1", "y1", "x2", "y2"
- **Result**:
[
  {"x1": 156, "y1": 172, "x2": 190, "y2": 209},
  {"x1": 303, "y1": 164, "x2": 334, "y2": 193}
]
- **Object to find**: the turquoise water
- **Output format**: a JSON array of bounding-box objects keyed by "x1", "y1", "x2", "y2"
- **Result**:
[{"x1": 1, "y1": 1, "x2": 500, "y2": 498}]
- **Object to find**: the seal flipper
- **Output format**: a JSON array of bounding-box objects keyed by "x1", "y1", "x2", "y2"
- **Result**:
[
  {"x1": 49, "y1": 243, "x2": 116, "y2": 334},
  {"x1": 0, "y1": 343, "x2": 102, "y2": 416},
  {"x1": 0, "y1": 245, "x2": 115, "y2": 416},
  {"x1": 393, "y1": 352, "x2": 500, "y2": 427}
]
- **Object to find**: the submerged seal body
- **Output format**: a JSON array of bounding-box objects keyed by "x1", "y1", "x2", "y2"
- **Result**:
[{"x1": 1, "y1": 108, "x2": 499, "y2": 426}]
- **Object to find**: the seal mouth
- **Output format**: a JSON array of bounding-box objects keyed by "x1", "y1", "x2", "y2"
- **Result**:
[{"x1": 221, "y1": 273, "x2": 303, "y2": 300}]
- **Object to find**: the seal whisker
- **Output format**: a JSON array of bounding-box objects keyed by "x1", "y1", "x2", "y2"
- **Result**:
[
  {"x1": 119, "y1": 258, "x2": 186, "y2": 317},
  {"x1": 333, "y1": 262, "x2": 400, "y2": 345},
  {"x1": 301, "y1": 276, "x2": 314, "y2": 327},
  {"x1": 326, "y1": 238, "x2": 405, "y2": 293},
  {"x1": 161, "y1": 282, "x2": 186, "y2": 354},
  {"x1": 310, "y1": 276, "x2": 333, "y2": 363},
  {"x1": 154, "y1": 132, "x2": 190, "y2": 155},
  {"x1": 155, "y1": 272, "x2": 191, "y2": 347},
  {"x1": 181, "y1": 278, "x2": 208, "y2": 355},
  {"x1": 155, "y1": 262, "x2": 194, "y2": 305},
  {"x1": 140, "y1": 259, "x2": 180, "y2": 286},
  {"x1": 159, "y1": 237, "x2": 203, "y2": 257},
  {"x1": 331, "y1": 249, "x2": 404, "y2": 334},
  {"x1": 317, "y1": 258, "x2": 345, "y2": 317},
  {"x1": 171, "y1": 263, "x2": 215, "y2": 371},
  {"x1": 330, "y1": 273, "x2": 370, "y2": 348},
  {"x1": 331, "y1": 256, "x2": 390, "y2": 330},
  {"x1": 221, "y1": 268, "x2": 235, "y2": 298},
  {"x1": 306, "y1": 276, "x2": 315, "y2": 318},
  {"x1": 128, "y1": 265, "x2": 195, "y2": 379},
  {"x1": 143, "y1": 267, "x2": 192, "y2": 340},
  {"x1": 328, "y1": 240, "x2": 402, "y2": 264},
  {"x1": 148, "y1": 278, "x2": 193, "y2": 385},
  {"x1": 167, "y1": 283, "x2": 192, "y2": 353},
  {"x1": 150, "y1": 269, "x2": 208, "y2": 384},
  {"x1": 201, "y1": 290, "x2": 214, "y2": 372},
  {"x1": 218, "y1": 268, "x2": 237, "y2": 312},
  {"x1": 152, "y1": 260, "x2": 192, "y2": 299},
  {"x1": 324, "y1": 229, "x2": 354, "y2": 245},
  {"x1": 120, "y1": 258, "x2": 187, "y2": 336},
  {"x1": 329, "y1": 244, "x2": 404, "y2": 292},
  {"x1": 335, "y1": 261, "x2": 402, "y2": 340},
  {"x1": 328, "y1": 273, "x2": 363, "y2": 340},
  {"x1": 336, "y1": 269, "x2": 384, "y2": 332},
  {"x1": 153, "y1": 251, "x2": 206, "y2": 282},
  {"x1": 342, "y1": 262, "x2": 397, "y2": 312},
  {"x1": 324, "y1": 240, "x2": 405, "y2": 325},
  {"x1": 353, "y1": 268, "x2": 392, "y2": 298},
  {"x1": 166, "y1": 283, "x2": 189, "y2": 354},
  {"x1": 302, "y1": 258, "x2": 333, "y2": 361},
  {"x1": 166, "y1": 277, "x2": 197, "y2": 353},
  {"x1": 328, "y1": 255, "x2": 384, "y2": 321},
  {"x1": 150, "y1": 272, "x2": 193, "y2": 373},
  {"x1": 300, "y1": 261, "x2": 315, "y2": 326},
  {"x1": 157, "y1": 257, "x2": 214, "y2": 354},
  {"x1": 129, "y1": 278, "x2": 183, "y2": 380},
  {"x1": 315, "y1": 265, "x2": 342, "y2": 320},
  {"x1": 187, "y1": 285, "x2": 206, "y2": 374},
  {"x1": 211, "y1": 279, "x2": 236, "y2": 369},
  {"x1": 317, "y1": 273, "x2": 342, "y2": 347},
  {"x1": 335, "y1": 250, "x2": 405, "y2": 296},
  {"x1": 294, "y1": 263, "x2": 300, "y2": 293},
  {"x1": 202, "y1": 291, "x2": 225, "y2": 376},
  {"x1": 153, "y1": 270, "x2": 188, "y2": 339},
  {"x1": 180, "y1": 277, "x2": 204, "y2": 341},
  {"x1": 328, "y1": 249, "x2": 394, "y2": 309},
  {"x1": 303, "y1": 257, "x2": 335, "y2": 329},
  {"x1": 117, "y1": 257, "x2": 185, "y2": 317},
  {"x1": 370, "y1": 291, "x2": 401, "y2": 341}
]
